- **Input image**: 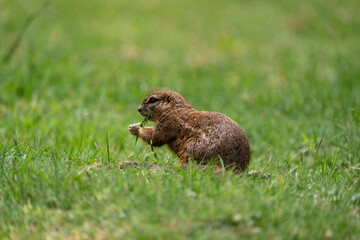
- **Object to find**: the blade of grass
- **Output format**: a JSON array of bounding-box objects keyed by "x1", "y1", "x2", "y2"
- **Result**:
[
  {"x1": 135, "y1": 114, "x2": 150, "y2": 144},
  {"x1": 219, "y1": 155, "x2": 225, "y2": 175},
  {"x1": 331, "y1": 152, "x2": 337, "y2": 172},
  {"x1": 106, "y1": 131, "x2": 110, "y2": 163}
]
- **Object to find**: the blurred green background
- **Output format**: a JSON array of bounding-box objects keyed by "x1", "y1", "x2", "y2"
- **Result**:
[{"x1": 0, "y1": 0, "x2": 359, "y2": 239}]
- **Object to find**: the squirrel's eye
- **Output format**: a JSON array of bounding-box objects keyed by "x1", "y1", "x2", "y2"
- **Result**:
[{"x1": 148, "y1": 97, "x2": 158, "y2": 103}]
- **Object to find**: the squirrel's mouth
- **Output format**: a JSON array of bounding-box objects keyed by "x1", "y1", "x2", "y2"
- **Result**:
[
  {"x1": 139, "y1": 111, "x2": 149, "y2": 117},
  {"x1": 138, "y1": 107, "x2": 151, "y2": 118}
]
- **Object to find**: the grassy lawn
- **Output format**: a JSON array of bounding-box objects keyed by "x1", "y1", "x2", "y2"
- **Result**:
[{"x1": 1, "y1": 0, "x2": 359, "y2": 239}]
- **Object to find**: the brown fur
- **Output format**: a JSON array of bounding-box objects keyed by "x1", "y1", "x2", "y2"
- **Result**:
[{"x1": 129, "y1": 90, "x2": 251, "y2": 171}]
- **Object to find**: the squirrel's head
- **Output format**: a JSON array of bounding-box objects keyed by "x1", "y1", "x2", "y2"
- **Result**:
[{"x1": 138, "y1": 90, "x2": 192, "y2": 121}]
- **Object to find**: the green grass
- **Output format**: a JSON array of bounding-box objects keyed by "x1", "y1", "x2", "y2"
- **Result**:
[{"x1": 1, "y1": 0, "x2": 360, "y2": 239}]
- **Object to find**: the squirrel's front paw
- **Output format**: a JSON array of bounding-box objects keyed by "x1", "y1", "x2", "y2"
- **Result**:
[{"x1": 129, "y1": 123, "x2": 141, "y2": 136}]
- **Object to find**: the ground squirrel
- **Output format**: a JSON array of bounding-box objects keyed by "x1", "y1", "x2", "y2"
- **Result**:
[{"x1": 129, "y1": 90, "x2": 251, "y2": 171}]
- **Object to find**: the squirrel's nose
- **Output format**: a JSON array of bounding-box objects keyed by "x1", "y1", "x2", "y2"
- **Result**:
[{"x1": 138, "y1": 107, "x2": 141, "y2": 112}]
